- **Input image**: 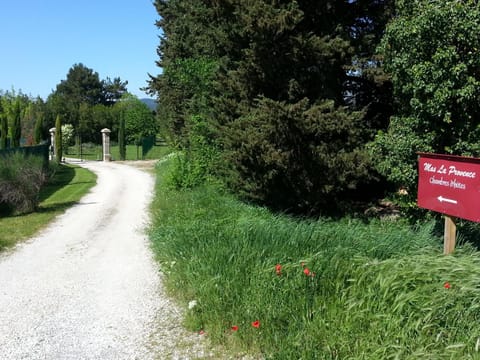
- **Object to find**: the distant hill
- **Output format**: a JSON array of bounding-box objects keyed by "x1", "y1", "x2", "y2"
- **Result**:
[{"x1": 140, "y1": 98, "x2": 157, "y2": 111}]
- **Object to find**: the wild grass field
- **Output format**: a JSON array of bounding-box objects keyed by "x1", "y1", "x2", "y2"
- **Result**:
[{"x1": 150, "y1": 159, "x2": 480, "y2": 359}]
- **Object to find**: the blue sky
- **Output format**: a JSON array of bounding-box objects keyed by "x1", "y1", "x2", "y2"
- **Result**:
[{"x1": 0, "y1": 0, "x2": 161, "y2": 100}]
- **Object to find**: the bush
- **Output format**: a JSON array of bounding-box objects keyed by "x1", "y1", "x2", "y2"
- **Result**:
[
  {"x1": 166, "y1": 114, "x2": 221, "y2": 189},
  {"x1": 373, "y1": 0, "x2": 480, "y2": 193},
  {"x1": 0, "y1": 152, "x2": 48, "y2": 214},
  {"x1": 223, "y1": 98, "x2": 383, "y2": 215}
]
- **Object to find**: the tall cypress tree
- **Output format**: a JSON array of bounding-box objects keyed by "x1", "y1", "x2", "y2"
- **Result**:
[
  {"x1": 118, "y1": 112, "x2": 126, "y2": 161},
  {"x1": 0, "y1": 100, "x2": 5, "y2": 149},
  {"x1": 55, "y1": 115, "x2": 62, "y2": 163},
  {"x1": 33, "y1": 116, "x2": 44, "y2": 145},
  {"x1": 11, "y1": 100, "x2": 22, "y2": 148}
]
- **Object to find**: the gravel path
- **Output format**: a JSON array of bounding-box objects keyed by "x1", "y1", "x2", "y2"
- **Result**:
[{"x1": 0, "y1": 160, "x2": 210, "y2": 360}]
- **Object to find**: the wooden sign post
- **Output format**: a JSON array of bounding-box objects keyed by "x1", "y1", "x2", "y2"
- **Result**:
[
  {"x1": 443, "y1": 216, "x2": 456, "y2": 255},
  {"x1": 417, "y1": 153, "x2": 480, "y2": 255}
]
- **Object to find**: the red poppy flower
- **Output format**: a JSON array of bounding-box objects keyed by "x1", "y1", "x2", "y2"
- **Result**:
[
  {"x1": 444, "y1": 282, "x2": 451, "y2": 289},
  {"x1": 275, "y1": 264, "x2": 282, "y2": 275},
  {"x1": 252, "y1": 320, "x2": 260, "y2": 328},
  {"x1": 231, "y1": 325, "x2": 239, "y2": 331},
  {"x1": 303, "y1": 268, "x2": 311, "y2": 276}
]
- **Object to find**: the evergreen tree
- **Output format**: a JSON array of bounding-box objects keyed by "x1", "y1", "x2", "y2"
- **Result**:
[
  {"x1": 0, "y1": 101, "x2": 5, "y2": 149},
  {"x1": 217, "y1": 1, "x2": 393, "y2": 213},
  {"x1": 118, "y1": 112, "x2": 126, "y2": 161},
  {"x1": 33, "y1": 116, "x2": 44, "y2": 145},
  {"x1": 55, "y1": 115, "x2": 62, "y2": 163},
  {"x1": 149, "y1": 0, "x2": 394, "y2": 214},
  {"x1": 0, "y1": 115, "x2": 6, "y2": 149},
  {"x1": 11, "y1": 100, "x2": 22, "y2": 148},
  {"x1": 48, "y1": 64, "x2": 127, "y2": 142}
]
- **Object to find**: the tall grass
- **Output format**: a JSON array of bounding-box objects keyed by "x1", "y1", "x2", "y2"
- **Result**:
[
  {"x1": 0, "y1": 164, "x2": 96, "y2": 250},
  {"x1": 0, "y1": 152, "x2": 47, "y2": 214},
  {"x1": 150, "y1": 159, "x2": 480, "y2": 359}
]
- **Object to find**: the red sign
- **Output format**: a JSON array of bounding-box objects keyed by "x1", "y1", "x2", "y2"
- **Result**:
[{"x1": 418, "y1": 153, "x2": 480, "y2": 222}]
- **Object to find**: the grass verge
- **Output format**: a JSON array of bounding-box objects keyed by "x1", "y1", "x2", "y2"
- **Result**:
[
  {"x1": 66, "y1": 144, "x2": 172, "y2": 161},
  {"x1": 0, "y1": 163, "x2": 96, "y2": 251},
  {"x1": 150, "y1": 159, "x2": 480, "y2": 359}
]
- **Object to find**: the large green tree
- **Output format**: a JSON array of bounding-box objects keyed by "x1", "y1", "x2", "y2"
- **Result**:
[
  {"x1": 150, "y1": 0, "x2": 394, "y2": 214},
  {"x1": 11, "y1": 100, "x2": 22, "y2": 148},
  {"x1": 49, "y1": 64, "x2": 127, "y2": 142},
  {"x1": 55, "y1": 63, "x2": 105, "y2": 107},
  {"x1": 114, "y1": 94, "x2": 157, "y2": 144},
  {"x1": 0, "y1": 99, "x2": 6, "y2": 149},
  {"x1": 370, "y1": 0, "x2": 480, "y2": 193}
]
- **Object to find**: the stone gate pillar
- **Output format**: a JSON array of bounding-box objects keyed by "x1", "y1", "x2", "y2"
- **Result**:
[
  {"x1": 101, "y1": 128, "x2": 111, "y2": 162},
  {"x1": 49, "y1": 127, "x2": 56, "y2": 160}
]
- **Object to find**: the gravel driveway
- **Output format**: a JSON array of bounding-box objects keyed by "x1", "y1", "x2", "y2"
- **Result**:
[{"x1": 0, "y1": 160, "x2": 208, "y2": 360}]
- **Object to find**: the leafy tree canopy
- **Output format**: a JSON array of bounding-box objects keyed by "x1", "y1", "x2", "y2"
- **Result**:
[
  {"x1": 55, "y1": 63, "x2": 105, "y2": 106},
  {"x1": 47, "y1": 63, "x2": 128, "y2": 142},
  {"x1": 114, "y1": 93, "x2": 157, "y2": 144},
  {"x1": 370, "y1": 0, "x2": 480, "y2": 192}
]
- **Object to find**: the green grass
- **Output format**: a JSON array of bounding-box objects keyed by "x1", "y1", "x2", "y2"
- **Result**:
[
  {"x1": 150, "y1": 159, "x2": 480, "y2": 359},
  {"x1": 0, "y1": 163, "x2": 96, "y2": 250},
  {"x1": 66, "y1": 144, "x2": 172, "y2": 161}
]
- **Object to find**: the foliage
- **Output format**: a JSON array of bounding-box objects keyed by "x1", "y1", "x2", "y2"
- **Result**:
[
  {"x1": 61, "y1": 124, "x2": 75, "y2": 154},
  {"x1": 149, "y1": 0, "x2": 394, "y2": 213},
  {"x1": 150, "y1": 159, "x2": 480, "y2": 359},
  {"x1": 0, "y1": 91, "x2": 48, "y2": 149},
  {"x1": 33, "y1": 108, "x2": 45, "y2": 145},
  {"x1": 371, "y1": 0, "x2": 480, "y2": 193},
  {"x1": 166, "y1": 115, "x2": 220, "y2": 189},
  {"x1": 0, "y1": 164, "x2": 96, "y2": 250},
  {"x1": 54, "y1": 115, "x2": 62, "y2": 163},
  {"x1": 154, "y1": 56, "x2": 219, "y2": 142},
  {"x1": 47, "y1": 63, "x2": 127, "y2": 143},
  {"x1": 0, "y1": 101, "x2": 6, "y2": 149},
  {"x1": 118, "y1": 112, "x2": 126, "y2": 160},
  {"x1": 224, "y1": 97, "x2": 381, "y2": 214},
  {"x1": 11, "y1": 99, "x2": 22, "y2": 148},
  {"x1": 0, "y1": 152, "x2": 47, "y2": 214},
  {"x1": 102, "y1": 76, "x2": 129, "y2": 106},
  {"x1": 114, "y1": 93, "x2": 157, "y2": 144},
  {"x1": 54, "y1": 63, "x2": 127, "y2": 108}
]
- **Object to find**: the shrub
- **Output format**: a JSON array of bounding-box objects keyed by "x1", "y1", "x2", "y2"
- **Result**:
[
  {"x1": 0, "y1": 152, "x2": 48, "y2": 214},
  {"x1": 223, "y1": 98, "x2": 382, "y2": 215},
  {"x1": 166, "y1": 114, "x2": 221, "y2": 189}
]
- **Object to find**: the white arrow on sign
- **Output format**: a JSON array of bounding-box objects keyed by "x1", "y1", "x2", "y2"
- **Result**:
[{"x1": 437, "y1": 196, "x2": 458, "y2": 205}]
